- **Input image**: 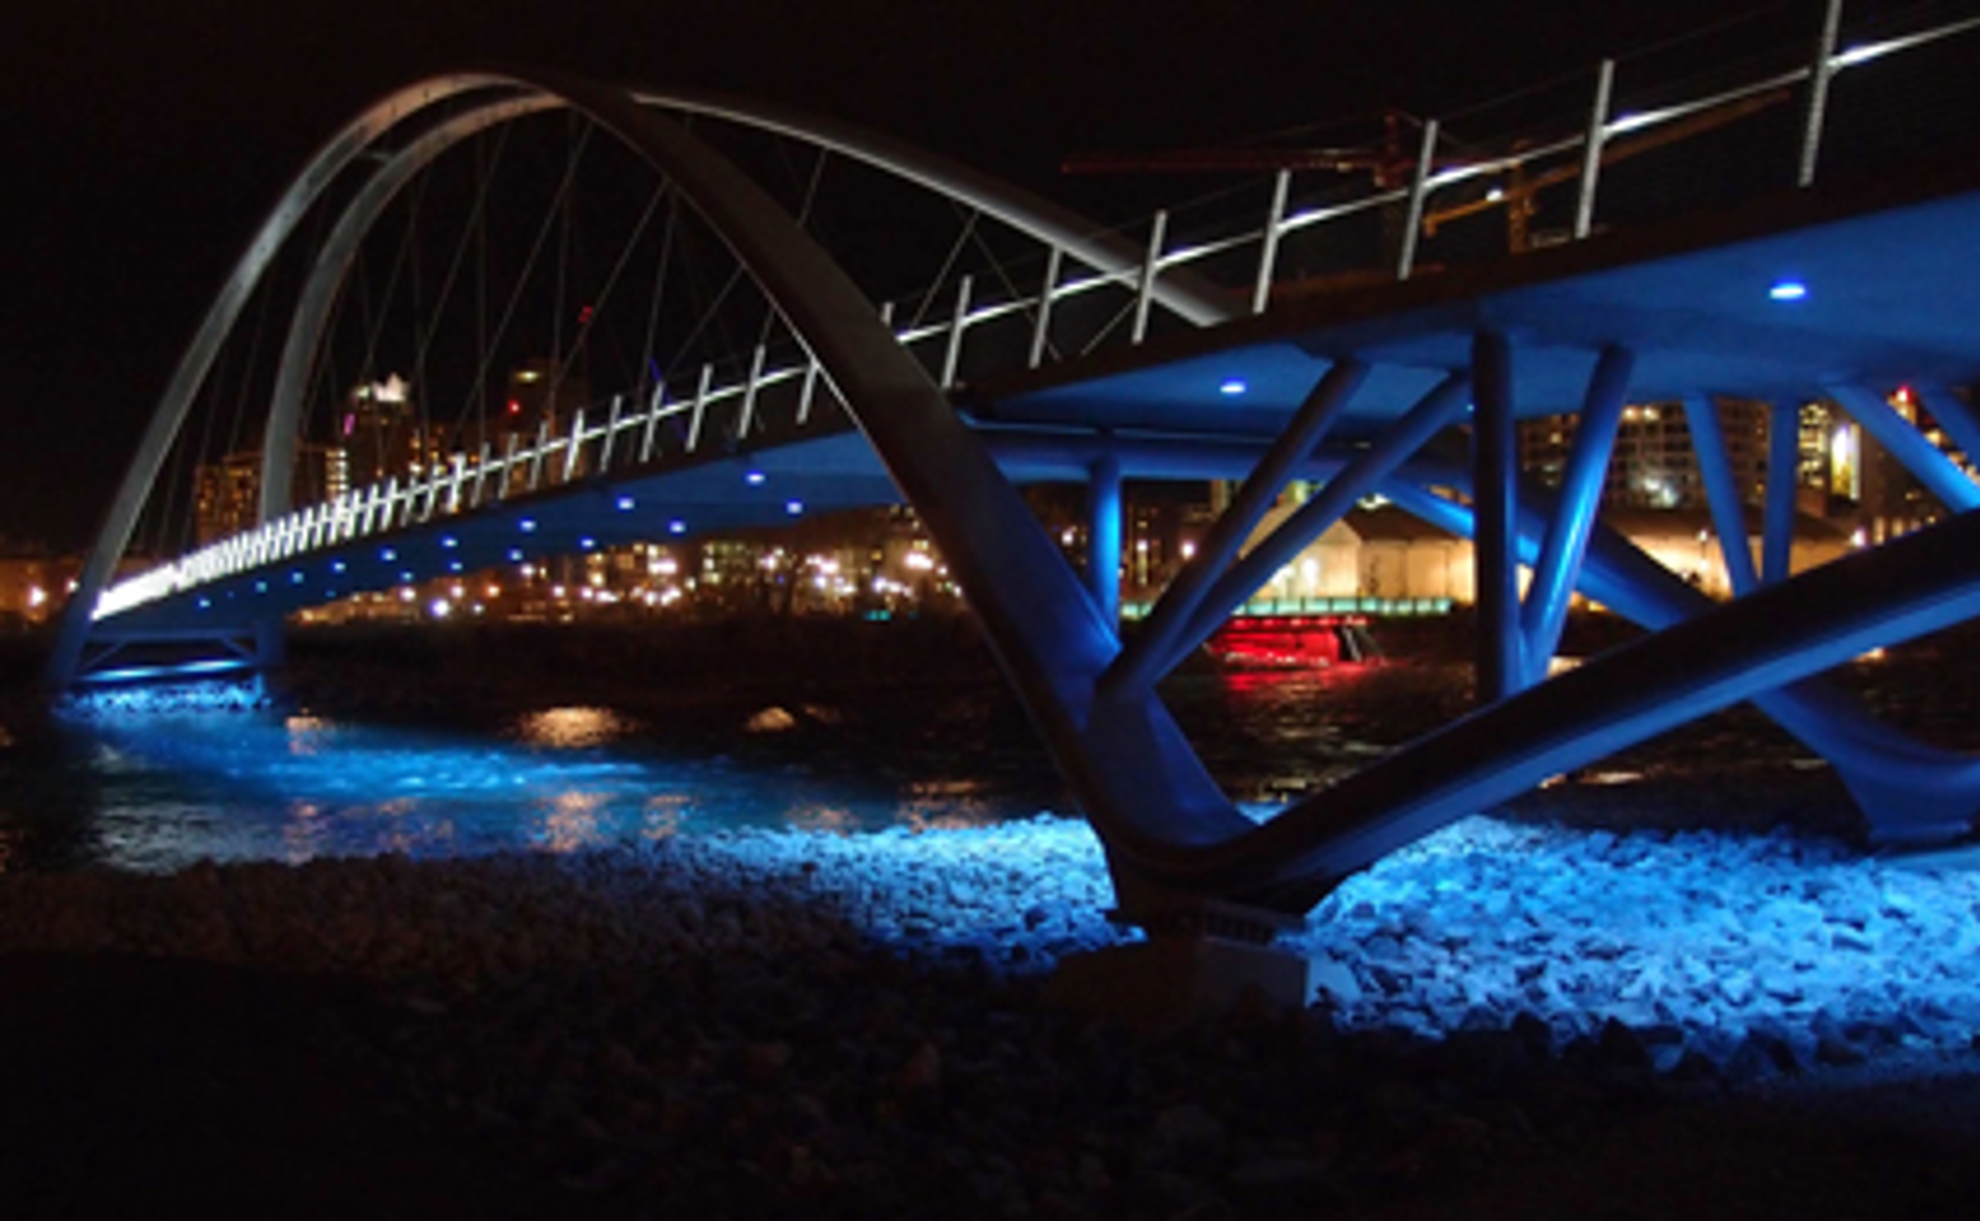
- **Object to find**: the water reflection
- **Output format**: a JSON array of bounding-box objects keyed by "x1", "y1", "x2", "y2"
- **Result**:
[
  {"x1": 514, "y1": 706, "x2": 635, "y2": 749},
  {"x1": 1, "y1": 660, "x2": 1506, "y2": 874},
  {"x1": 535, "y1": 790, "x2": 608, "y2": 853},
  {"x1": 20, "y1": 695, "x2": 1065, "y2": 873}
]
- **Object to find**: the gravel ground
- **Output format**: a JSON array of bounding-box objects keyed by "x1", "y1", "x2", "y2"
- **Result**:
[{"x1": 4, "y1": 820, "x2": 1979, "y2": 1218}]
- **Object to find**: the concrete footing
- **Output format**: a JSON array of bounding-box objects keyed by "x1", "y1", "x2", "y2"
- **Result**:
[{"x1": 1046, "y1": 934, "x2": 1313, "y2": 1027}]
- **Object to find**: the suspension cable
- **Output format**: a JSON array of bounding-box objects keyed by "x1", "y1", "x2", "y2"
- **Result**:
[{"x1": 449, "y1": 119, "x2": 594, "y2": 435}]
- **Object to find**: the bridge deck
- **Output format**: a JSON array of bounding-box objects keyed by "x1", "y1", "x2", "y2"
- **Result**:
[
  {"x1": 974, "y1": 161, "x2": 1980, "y2": 435},
  {"x1": 95, "y1": 160, "x2": 1980, "y2": 642}
]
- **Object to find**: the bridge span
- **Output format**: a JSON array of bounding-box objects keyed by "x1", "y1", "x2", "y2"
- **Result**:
[{"x1": 52, "y1": 4, "x2": 1980, "y2": 1001}]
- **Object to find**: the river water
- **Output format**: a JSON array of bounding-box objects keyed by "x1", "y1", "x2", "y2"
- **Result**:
[
  {"x1": 0, "y1": 646, "x2": 1480, "y2": 874},
  {"x1": 0, "y1": 618, "x2": 1960, "y2": 875}
]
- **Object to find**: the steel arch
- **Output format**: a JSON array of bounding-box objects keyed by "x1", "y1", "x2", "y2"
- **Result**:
[
  {"x1": 58, "y1": 68, "x2": 1980, "y2": 941},
  {"x1": 54, "y1": 74, "x2": 1234, "y2": 690}
]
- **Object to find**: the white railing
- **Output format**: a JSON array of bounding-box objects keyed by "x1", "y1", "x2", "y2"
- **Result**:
[{"x1": 95, "y1": 6, "x2": 1980, "y2": 622}]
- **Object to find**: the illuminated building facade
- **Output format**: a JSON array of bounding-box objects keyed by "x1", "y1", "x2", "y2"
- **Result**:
[
  {"x1": 1517, "y1": 399, "x2": 1771, "y2": 511},
  {"x1": 339, "y1": 374, "x2": 446, "y2": 488},
  {"x1": 193, "y1": 443, "x2": 348, "y2": 545}
]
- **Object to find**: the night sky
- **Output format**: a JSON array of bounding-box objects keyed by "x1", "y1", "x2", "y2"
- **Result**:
[{"x1": 3, "y1": 0, "x2": 1815, "y2": 552}]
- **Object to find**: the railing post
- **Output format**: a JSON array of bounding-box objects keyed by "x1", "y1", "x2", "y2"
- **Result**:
[
  {"x1": 1798, "y1": 0, "x2": 1845, "y2": 188},
  {"x1": 1029, "y1": 247, "x2": 1062, "y2": 369},
  {"x1": 1397, "y1": 118, "x2": 1439, "y2": 281},
  {"x1": 738, "y1": 346, "x2": 767, "y2": 439},
  {"x1": 528, "y1": 419, "x2": 550, "y2": 490},
  {"x1": 447, "y1": 452, "x2": 467, "y2": 514},
  {"x1": 469, "y1": 442, "x2": 492, "y2": 508},
  {"x1": 1574, "y1": 60, "x2": 1615, "y2": 240},
  {"x1": 500, "y1": 432, "x2": 521, "y2": 499},
  {"x1": 1132, "y1": 210, "x2": 1168, "y2": 345},
  {"x1": 561, "y1": 408, "x2": 588, "y2": 483},
  {"x1": 796, "y1": 357, "x2": 822, "y2": 426},
  {"x1": 640, "y1": 383, "x2": 667, "y2": 462},
  {"x1": 940, "y1": 275, "x2": 973, "y2": 389},
  {"x1": 598, "y1": 394, "x2": 625, "y2": 471},
  {"x1": 686, "y1": 363, "x2": 714, "y2": 452},
  {"x1": 1252, "y1": 169, "x2": 1292, "y2": 315}
]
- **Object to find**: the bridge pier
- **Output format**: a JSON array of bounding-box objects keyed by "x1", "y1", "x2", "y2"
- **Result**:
[
  {"x1": 1086, "y1": 450, "x2": 1122, "y2": 628},
  {"x1": 1471, "y1": 330, "x2": 1522, "y2": 704},
  {"x1": 1046, "y1": 901, "x2": 1313, "y2": 1025}
]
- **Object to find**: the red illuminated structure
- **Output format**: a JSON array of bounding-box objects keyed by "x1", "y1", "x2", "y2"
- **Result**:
[{"x1": 1204, "y1": 615, "x2": 1378, "y2": 669}]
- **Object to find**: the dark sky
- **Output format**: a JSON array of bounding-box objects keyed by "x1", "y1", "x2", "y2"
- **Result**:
[{"x1": 3, "y1": 0, "x2": 1818, "y2": 551}]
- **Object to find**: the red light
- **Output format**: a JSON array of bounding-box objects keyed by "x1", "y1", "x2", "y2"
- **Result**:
[
  {"x1": 1205, "y1": 615, "x2": 1355, "y2": 669},
  {"x1": 507, "y1": 399, "x2": 521, "y2": 415},
  {"x1": 1895, "y1": 385, "x2": 1914, "y2": 405}
]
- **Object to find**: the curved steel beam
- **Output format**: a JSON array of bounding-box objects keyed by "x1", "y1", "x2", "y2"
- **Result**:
[
  {"x1": 509, "y1": 71, "x2": 1254, "y2": 877},
  {"x1": 48, "y1": 74, "x2": 528, "y2": 688},
  {"x1": 1388, "y1": 468, "x2": 1980, "y2": 847},
  {"x1": 260, "y1": 94, "x2": 561, "y2": 522},
  {"x1": 60, "y1": 75, "x2": 1237, "y2": 691},
  {"x1": 1125, "y1": 504, "x2": 1980, "y2": 909},
  {"x1": 629, "y1": 88, "x2": 1238, "y2": 329}
]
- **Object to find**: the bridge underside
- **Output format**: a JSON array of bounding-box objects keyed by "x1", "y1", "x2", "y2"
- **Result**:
[
  {"x1": 76, "y1": 86, "x2": 1980, "y2": 953},
  {"x1": 976, "y1": 162, "x2": 1980, "y2": 435}
]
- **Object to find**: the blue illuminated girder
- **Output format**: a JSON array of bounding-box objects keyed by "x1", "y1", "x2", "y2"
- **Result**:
[{"x1": 60, "y1": 68, "x2": 1980, "y2": 931}]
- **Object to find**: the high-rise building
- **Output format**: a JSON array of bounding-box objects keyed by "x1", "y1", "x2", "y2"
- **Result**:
[
  {"x1": 193, "y1": 442, "x2": 349, "y2": 545},
  {"x1": 1517, "y1": 398, "x2": 1771, "y2": 510},
  {"x1": 501, "y1": 359, "x2": 590, "y2": 445},
  {"x1": 338, "y1": 374, "x2": 449, "y2": 489}
]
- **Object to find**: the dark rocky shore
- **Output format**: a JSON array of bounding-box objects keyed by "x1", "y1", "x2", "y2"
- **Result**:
[
  {"x1": 4, "y1": 845, "x2": 1980, "y2": 1219},
  {"x1": 6, "y1": 619, "x2": 1980, "y2": 1216}
]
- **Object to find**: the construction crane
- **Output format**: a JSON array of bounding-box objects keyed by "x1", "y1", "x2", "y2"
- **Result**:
[
  {"x1": 1063, "y1": 109, "x2": 1431, "y2": 189},
  {"x1": 1064, "y1": 91, "x2": 1791, "y2": 255}
]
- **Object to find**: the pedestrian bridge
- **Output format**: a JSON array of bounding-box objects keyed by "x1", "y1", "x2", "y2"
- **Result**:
[{"x1": 56, "y1": 5, "x2": 1980, "y2": 940}]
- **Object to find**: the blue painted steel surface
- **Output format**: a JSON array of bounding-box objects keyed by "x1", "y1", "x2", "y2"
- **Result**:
[
  {"x1": 1521, "y1": 345, "x2": 1633, "y2": 685},
  {"x1": 60, "y1": 58, "x2": 1980, "y2": 924},
  {"x1": 1471, "y1": 331, "x2": 1522, "y2": 703}
]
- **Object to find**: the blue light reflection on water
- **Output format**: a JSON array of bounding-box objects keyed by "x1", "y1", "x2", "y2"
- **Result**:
[
  {"x1": 5, "y1": 661, "x2": 1477, "y2": 875},
  {"x1": 36, "y1": 700, "x2": 1026, "y2": 873}
]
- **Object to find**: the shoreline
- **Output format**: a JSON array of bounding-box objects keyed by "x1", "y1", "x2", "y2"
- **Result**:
[
  {"x1": 5, "y1": 817, "x2": 1980, "y2": 1216},
  {"x1": 11, "y1": 618, "x2": 1980, "y2": 1213}
]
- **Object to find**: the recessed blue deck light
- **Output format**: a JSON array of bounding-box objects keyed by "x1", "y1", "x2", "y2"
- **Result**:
[
  {"x1": 400, "y1": 571, "x2": 415, "y2": 583},
  {"x1": 448, "y1": 561, "x2": 463, "y2": 573},
  {"x1": 254, "y1": 580, "x2": 267, "y2": 594},
  {"x1": 615, "y1": 495, "x2": 636, "y2": 512},
  {"x1": 507, "y1": 548, "x2": 524, "y2": 562},
  {"x1": 745, "y1": 470, "x2": 766, "y2": 486},
  {"x1": 331, "y1": 560, "x2": 347, "y2": 574},
  {"x1": 785, "y1": 499, "x2": 804, "y2": 516},
  {"x1": 580, "y1": 536, "x2": 597, "y2": 551},
  {"x1": 1769, "y1": 279, "x2": 1808, "y2": 302},
  {"x1": 1219, "y1": 378, "x2": 1248, "y2": 396},
  {"x1": 290, "y1": 571, "x2": 305, "y2": 585},
  {"x1": 519, "y1": 518, "x2": 538, "y2": 533},
  {"x1": 381, "y1": 548, "x2": 398, "y2": 562},
  {"x1": 442, "y1": 536, "x2": 459, "y2": 549},
  {"x1": 668, "y1": 519, "x2": 687, "y2": 535}
]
